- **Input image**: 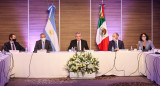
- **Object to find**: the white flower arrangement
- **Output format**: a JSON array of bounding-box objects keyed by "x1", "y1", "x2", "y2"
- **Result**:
[{"x1": 66, "y1": 52, "x2": 99, "y2": 75}]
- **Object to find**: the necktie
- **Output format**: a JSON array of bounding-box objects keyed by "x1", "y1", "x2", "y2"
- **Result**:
[
  {"x1": 77, "y1": 41, "x2": 80, "y2": 51},
  {"x1": 115, "y1": 41, "x2": 117, "y2": 49},
  {"x1": 12, "y1": 43, "x2": 15, "y2": 50},
  {"x1": 42, "y1": 41, "x2": 45, "y2": 49}
]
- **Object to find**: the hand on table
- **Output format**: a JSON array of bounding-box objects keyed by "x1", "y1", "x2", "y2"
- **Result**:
[{"x1": 115, "y1": 48, "x2": 119, "y2": 51}]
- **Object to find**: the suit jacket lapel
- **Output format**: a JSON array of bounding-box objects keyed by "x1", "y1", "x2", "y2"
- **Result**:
[
  {"x1": 118, "y1": 40, "x2": 120, "y2": 48},
  {"x1": 40, "y1": 40, "x2": 42, "y2": 49},
  {"x1": 75, "y1": 39, "x2": 77, "y2": 47},
  {"x1": 14, "y1": 42, "x2": 17, "y2": 49},
  {"x1": 81, "y1": 40, "x2": 83, "y2": 50},
  {"x1": 45, "y1": 40, "x2": 48, "y2": 49},
  {"x1": 8, "y1": 42, "x2": 12, "y2": 50},
  {"x1": 112, "y1": 40, "x2": 115, "y2": 48}
]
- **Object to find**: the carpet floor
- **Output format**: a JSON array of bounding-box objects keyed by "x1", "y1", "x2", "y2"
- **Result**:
[{"x1": 5, "y1": 76, "x2": 158, "y2": 86}]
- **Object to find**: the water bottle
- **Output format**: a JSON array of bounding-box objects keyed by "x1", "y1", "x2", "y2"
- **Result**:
[
  {"x1": 71, "y1": 47, "x2": 73, "y2": 52},
  {"x1": 25, "y1": 47, "x2": 28, "y2": 52},
  {"x1": 151, "y1": 48, "x2": 154, "y2": 52},
  {"x1": 1, "y1": 49, "x2": 6, "y2": 55},
  {"x1": 112, "y1": 46, "x2": 114, "y2": 52},
  {"x1": 139, "y1": 47, "x2": 141, "y2": 51},
  {"x1": 1, "y1": 49, "x2": 4, "y2": 54},
  {"x1": 130, "y1": 46, "x2": 133, "y2": 51}
]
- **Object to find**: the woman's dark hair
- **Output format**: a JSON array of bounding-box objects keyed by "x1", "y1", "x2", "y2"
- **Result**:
[
  {"x1": 139, "y1": 33, "x2": 149, "y2": 41},
  {"x1": 9, "y1": 34, "x2": 15, "y2": 40}
]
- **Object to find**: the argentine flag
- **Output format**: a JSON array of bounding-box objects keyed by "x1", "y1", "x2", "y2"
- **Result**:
[{"x1": 44, "y1": 5, "x2": 60, "y2": 51}]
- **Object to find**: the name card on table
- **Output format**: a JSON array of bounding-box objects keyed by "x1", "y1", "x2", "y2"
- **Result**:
[
  {"x1": 84, "y1": 50, "x2": 94, "y2": 53},
  {"x1": 37, "y1": 50, "x2": 47, "y2": 53},
  {"x1": 9, "y1": 50, "x2": 19, "y2": 53},
  {"x1": 154, "y1": 49, "x2": 160, "y2": 53},
  {"x1": 119, "y1": 49, "x2": 129, "y2": 52}
]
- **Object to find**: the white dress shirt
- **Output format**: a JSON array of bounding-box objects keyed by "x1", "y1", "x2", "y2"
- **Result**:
[
  {"x1": 115, "y1": 40, "x2": 119, "y2": 49},
  {"x1": 77, "y1": 40, "x2": 81, "y2": 50},
  {"x1": 10, "y1": 41, "x2": 16, "y2": 50}
]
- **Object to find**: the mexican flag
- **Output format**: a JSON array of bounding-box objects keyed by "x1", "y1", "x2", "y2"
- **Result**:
[{"x1": 96, "y1": 4, "x2": 109, "y2": 51}]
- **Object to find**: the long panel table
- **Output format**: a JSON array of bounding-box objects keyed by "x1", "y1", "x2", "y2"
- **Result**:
[
  {"x1": 0, "y1": 53, "x2": 11, "y2": 86},
  {"x1": 11, "y1": 51, "x2": 145, "y2": 78}
]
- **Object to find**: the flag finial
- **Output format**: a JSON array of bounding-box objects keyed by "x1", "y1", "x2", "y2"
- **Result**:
[{"x1": 100, "y1": 0, "x2": 105, "y2": 6}]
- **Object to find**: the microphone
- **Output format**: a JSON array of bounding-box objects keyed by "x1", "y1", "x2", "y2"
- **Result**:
[{"x1": 155, "y1": 52, "x2": 160, "y2": 54}]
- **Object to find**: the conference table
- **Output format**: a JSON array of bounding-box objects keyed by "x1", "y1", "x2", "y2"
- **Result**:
[
  {"x1": 9, "y1": 51, "x2": 160, "y2": 85},
  {"x1": 0, "y1": 53, "x2": 11, "y2": 86},
  {"x1": 11, "y1": 51, "x2": 146, "y2": 78},
  {"x1": 143, "y1": 52, "x2": 160, "y2": 85}
]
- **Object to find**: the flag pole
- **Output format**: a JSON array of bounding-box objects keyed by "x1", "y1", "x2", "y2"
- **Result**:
[{"x1": 102, "y1": 0, "x2": 103, "y2": 4}]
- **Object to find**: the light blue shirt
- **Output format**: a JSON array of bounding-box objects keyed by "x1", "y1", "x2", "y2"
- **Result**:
[{"x1": 42, "y1": 41, "x2": 45, "y2": 49}]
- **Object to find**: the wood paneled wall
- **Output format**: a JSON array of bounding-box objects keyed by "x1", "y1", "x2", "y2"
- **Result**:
[
  {"x1": 122, "y1": 0, "x2": 152, "y2": 49},
  {"x1": 153, "y1": 0, "x2": 160, "y2": 48},
  {"x1": 0, "y1": 0, "x2": 28, "y2": 49},
  {"x1": 60, "y1": 0, "x2": 90, "y2": 51},
  {"x1": 0, "y1": 0, "x2": 159, "y2": 51}
]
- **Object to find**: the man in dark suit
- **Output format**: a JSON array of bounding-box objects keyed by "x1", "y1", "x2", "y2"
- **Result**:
[
  {"x1": 4, "y1": 34, "x2": 25, "y2": 52},
  {"x1": 34, "y1": 33, "x2": 52, "y2": 52},
  {"x1": 108, "y1": 33, "x2": 125, "y2": 51},
  {"x1": 68, "y1": 32, "x2": 89, "y2": 51}
]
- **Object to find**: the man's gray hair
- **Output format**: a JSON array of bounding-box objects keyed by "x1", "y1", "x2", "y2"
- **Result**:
[
  {"x1": 114, "y1": 32, "x2": 119, "y2": 37},
  {"x1": 40, "y1": 33, "x2": 46, "y2": 36},
  {"x1": 75, "y1": 32, "x2": 82, "y2": 36}
]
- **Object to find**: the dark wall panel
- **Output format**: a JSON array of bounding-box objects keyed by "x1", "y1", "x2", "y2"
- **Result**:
[
  {"x1": 153, "y1": 0, "x2": 160, "y2": 48},
  {"x1": 0, "y1": 0, "x2": 28, "y2": 49},
  {"x1": 60, "y1": 0, "x2": 90, "y2": 51},
  {"x1": 122, "y1": 0, "x2": 152, "y2": 49}
]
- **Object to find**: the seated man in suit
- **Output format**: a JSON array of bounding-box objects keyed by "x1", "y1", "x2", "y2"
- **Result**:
[
  {"x1": 4, "y1": 34, "x2": 25, "y2": 52},
  {"x1": 68, "y1": 32, "x2": 89, "y2": 51},
  {"x1": 34, "y1": 33, "x2": 52, "y2": 52},
  {"x1": 108, "y1": 33, "x2": 125, "y2": 51}
]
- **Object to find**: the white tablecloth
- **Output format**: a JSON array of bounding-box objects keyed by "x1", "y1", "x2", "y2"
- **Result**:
[
  {"x1": 143, "y1": 52, "x2": 160, "y2": 85},
  {"x1": 0, "y1": 54, "x2": 11, "y2": 86},
  {"x1": 11, "y1": 51, "x2": 145, "y2": 78}
]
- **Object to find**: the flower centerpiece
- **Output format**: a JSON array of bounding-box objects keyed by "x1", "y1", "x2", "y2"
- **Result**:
[{"x1": 66, "y1": 52, "x2": 99, "y2": 79}]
